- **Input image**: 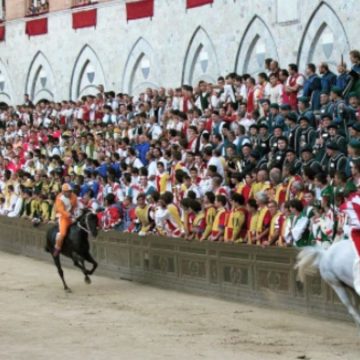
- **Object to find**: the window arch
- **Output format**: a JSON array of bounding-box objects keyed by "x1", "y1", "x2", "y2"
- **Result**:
[
  {"x1": 122, "y1": 37, "x2": 160, "y2": 95},
  {"x1": 69, "y1": 44, "x2": 106, "y2": 100},
  {"x1": 297, "y1": 2, "x2": 350, "y2": 71},
  {"x1": 25, "y1": 51, "x2": 55, "y2": 103},
  {"x1": 0, "y1": 59, "x2": 14, "y2": 104},
  {"x1": 235, "y1": 16, "x2": 278, "y2": 75},
  {"x1": 182, "y1": 26, "x2": 219, "y2": 85}
]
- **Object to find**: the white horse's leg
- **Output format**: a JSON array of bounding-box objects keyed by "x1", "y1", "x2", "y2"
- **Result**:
[
  {"x1": 353, "y1": 259, "x2": 360, "y2": 296},
  {"x1": 331, "y1": 282, "x2": 360, "y2": 327}
]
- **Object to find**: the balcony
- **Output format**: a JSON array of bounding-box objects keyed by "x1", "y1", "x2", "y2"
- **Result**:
[
  {"x1": 26, "y1": 0, "x2": 49, "y2": 17},
  {"x1": 72, "y1": 0, "x2": 97, "y2": 9}
]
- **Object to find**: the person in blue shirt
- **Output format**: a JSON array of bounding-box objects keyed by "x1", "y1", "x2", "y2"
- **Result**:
[
  {"x1": 297, "y1": 97, "x2": 316, "y2": 128},
  {"x1": 268, "y1": 103, "x2": 285, "y2": 131},
  {"x1": 135, "y1": 134, "x2": 150, "y2": 166},
  {"x1": 110, "y1": 152, "x2": 122, "y2": 179},
  {"x1": 346, "y1": 139, "x2": 360, "y2": 177},
  {"x1": 319, "y1": 62, "x2": 337, "y2": 94},
  {"x1": 336, "y1": 62, "x2": 350, "y2": 93},
  {"x1": 96, "y1": 159, "x2": 109, "y2": 178},
  {"x1": 77, "y1": 175, "x2": 90, "y2": 198},
  {"x1": 303, "y1": 63, "x2": 321, "y2": 110},
  {"x1": 349, "y1": 50, "x2": 360, "y2": 97},
  {"x1": 350, "y1": 50, "x2": 360, "y2": 73}
]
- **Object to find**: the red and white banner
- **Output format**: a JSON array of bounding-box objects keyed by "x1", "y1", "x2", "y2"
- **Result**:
[
  {"x1": 126, "y1": 0, "x2": 154, "y2": 21},
  {"x1": 186, "y1": 0, "x2": 213, "y2": 9}
]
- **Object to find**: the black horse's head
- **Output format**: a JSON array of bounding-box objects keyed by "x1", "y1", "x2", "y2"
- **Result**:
[{"x1": 78, "y1": 209, "x2": 99, "y2": 238}]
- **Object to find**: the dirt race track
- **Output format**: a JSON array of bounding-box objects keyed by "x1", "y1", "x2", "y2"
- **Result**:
[{"x1": 0, "y1": 252, "x2": 359, "y2": 360}]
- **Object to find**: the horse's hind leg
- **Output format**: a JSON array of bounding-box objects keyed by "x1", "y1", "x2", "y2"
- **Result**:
[
  {"x1": 83, "y1": 252, "x2": 98, "y2": 275},
  {"x1": 331, "y1": 282, "x2": 360, "y2": 327},
  {"x1": 72, "y1": 252, "x2": 91, "y2": 284},
  {"x1": 52, "y1": 255, "x2": 71, "y2": 293}
]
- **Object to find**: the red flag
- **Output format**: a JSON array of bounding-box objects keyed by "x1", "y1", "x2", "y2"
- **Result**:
[
  {"x1": 0, "y1": 25, "x2": 5, "y2": 42},
  {"x1": 126, "y1": 0, "x2": 154, "y2": 21},
  {"x1": 186, "y1": 0, "x2": 213, "y2": 9},
  {"x1": 25, "y1": 18, "x2": 48, "y2": 37},
  {"x1": 72, "y1": 9, "x2": 97, "y2": 29}
]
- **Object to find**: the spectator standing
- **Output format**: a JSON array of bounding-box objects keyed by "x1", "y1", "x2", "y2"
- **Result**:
[
  {"x1": 303, "y1": 63, "x2": 321, "y2": 110},
  {"x1": 319, "y1": 62, "x2": 337, "y2": 94}
]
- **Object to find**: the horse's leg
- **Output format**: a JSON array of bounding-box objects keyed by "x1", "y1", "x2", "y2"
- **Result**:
[
  {"x1": 52, "y1": 255, "x2": 71, "y2": 293},
  {"x1": 83, "y1": 252, "x2": 98, "y2": 275},
  {"x1": 72, "y1": 252, "x2": 91, "y2": 284},
  {"x1": 331, "y1": 282, "x2": 360, "y2": 327}
]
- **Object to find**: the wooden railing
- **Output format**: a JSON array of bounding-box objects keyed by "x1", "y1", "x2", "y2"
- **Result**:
[{"x1": 0, "y1": 216, "x2": 357, "y2": 322}]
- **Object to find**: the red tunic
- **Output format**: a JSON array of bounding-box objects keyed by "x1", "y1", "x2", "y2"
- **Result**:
[{"x1": 246, "y1": 88, "x2": 255, "y2": 115}]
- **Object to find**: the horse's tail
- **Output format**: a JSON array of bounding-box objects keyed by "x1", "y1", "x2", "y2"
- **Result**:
[{"x1": 295, "y1": 246, "x2": 326, "y2": 283}]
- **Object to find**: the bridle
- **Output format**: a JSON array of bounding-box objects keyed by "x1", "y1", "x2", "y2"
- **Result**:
[{"x1": 77, "y1": 211, "x2": 92, "y2": 235}]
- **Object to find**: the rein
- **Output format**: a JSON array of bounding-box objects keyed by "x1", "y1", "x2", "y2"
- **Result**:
[{"x1": 76, "y1": 212, "x2": 92, "y2": 235}]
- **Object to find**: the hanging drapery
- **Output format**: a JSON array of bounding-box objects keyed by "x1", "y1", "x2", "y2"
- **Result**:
[
  {"x1": 25, "y1": 18, "x2": 48, "y2": 37},
  {"x1": 0, "y1": 25, "x2": 5, "y2": 41},
  {"x1": 186, "y1": 0, "x2": 213, "y2": 9},
  {"x1": 126, "y1": 0, "x2": 154, "y2": 21},
  {"x1": 72, "y1": 9, "x2": 97, "y2": 29}
]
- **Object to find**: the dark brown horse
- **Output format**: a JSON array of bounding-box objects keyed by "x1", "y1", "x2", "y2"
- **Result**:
[{"x1": 46, "y1": 210, "x2": 99, "y2": 292}]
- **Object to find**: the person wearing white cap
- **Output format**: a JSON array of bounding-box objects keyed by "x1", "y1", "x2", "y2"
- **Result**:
[{"x1": 53, "y1": 183, "x2": 78, "y2": 257}]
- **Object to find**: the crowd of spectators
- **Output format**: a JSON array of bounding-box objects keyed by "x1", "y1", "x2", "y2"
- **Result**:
[
  {"x1": 0, "y1": 49, "x2": 359, "y2": 247},
  {"x1": 26, "y1": 0, "x2": 49, "y2": 16}
]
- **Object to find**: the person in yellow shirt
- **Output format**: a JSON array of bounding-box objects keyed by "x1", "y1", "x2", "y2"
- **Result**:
[
  {"x1": 249, "y1": 169, "x2": 270, "y2": 198},
  {"x1": 31, "y1": 192, "x2": 51, "y2": 225},
  {"x1": 180, "y1": 198, "x2": 202, "y2": 241},
  {"x1": 254, "y1": 191, "x2": 271, "y2": 245},
  {"x1": 267, "y1": 200, "x2": 285, "y2": 246},
  {"x1": 135, "y1": 193, "x2": 154, "y2": 236},
  {"x1": 155, "y1": 192, "x2": 184, "y2": 238},
  {"x1": 156, "y1": 162, "x2": 171, "y2": 194},
  {"x1": 245, "y1": 199, "x2": 259, "y2": 245},
  {"x1": 224, "y1": 193, "x2": 247, "y2": 243},
  {"x1": 210, "y1": 195, "x2": 229, "y2": 242},
  {"x1": 199, "y1": 192, "x2": 217, "y2": 241}
]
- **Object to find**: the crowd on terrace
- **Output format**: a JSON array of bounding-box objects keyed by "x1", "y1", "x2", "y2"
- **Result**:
[
  {"x1": 0, "y1": 49, "x2": 359, "y2": 247},
  {"x1": 26, "y1": 0, "x2": 49, "y2": 16}
]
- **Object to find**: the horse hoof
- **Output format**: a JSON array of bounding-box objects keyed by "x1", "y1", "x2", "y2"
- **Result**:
[
  {"x1": 65, "y1": 287, "x2": 72, "y2": 293},
  {"x1": 85, "y1": 276, "x2": 91, "y2": 284}
]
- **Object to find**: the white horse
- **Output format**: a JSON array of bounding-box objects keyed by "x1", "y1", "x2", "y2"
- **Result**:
[{"x1": 295, "y1": 240, "x2": 360, "y2": 326}]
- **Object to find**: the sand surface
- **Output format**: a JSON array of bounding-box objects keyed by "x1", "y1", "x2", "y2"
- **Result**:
[{"x1": 0, "y1": 251, "x2": 359, "y2": 360}]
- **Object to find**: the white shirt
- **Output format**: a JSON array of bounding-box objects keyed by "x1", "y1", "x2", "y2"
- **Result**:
[
  {"x1": 125, "y1": 157, "x2": 143, "y2": 170},
  {"x1": 269, "y1": 84, "x2": 283, "y2": 104},
  {"x1": 7, "y1": 197, "x2": 23, "y2": 218},
  {"x1": 284, "y1": 215, "x2": 309, "y2": 245},
  {"x1": 208, "y1": 156, "x2": 225, "y2": 177},
  {"x1": 148, "y1": 124, "x2": 162, "y2": 141}
]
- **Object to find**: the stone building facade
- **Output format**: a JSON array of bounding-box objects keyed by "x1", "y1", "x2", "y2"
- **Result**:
[{"x1": 0, "y1": 0, "x2": 358, "y2": 104}]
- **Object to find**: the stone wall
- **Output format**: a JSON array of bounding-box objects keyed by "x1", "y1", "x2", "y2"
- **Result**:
[
  {"x1": 0, "y1": 216, "x2": 358, "y2": 322},
  {"x1": 0, "y1": 0, "x2": 359, "y2": 104}
]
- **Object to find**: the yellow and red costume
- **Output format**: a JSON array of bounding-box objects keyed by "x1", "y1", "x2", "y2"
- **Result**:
[
  {"x1": 224, "y1": 207, "x2": 247, "y2": 242},
  {"x1": 211, "y1": 207, "x2": 229, "y2": 239}
]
